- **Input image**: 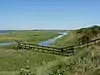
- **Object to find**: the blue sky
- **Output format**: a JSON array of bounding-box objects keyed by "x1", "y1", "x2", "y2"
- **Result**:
[{"x1": 0, "y1": 0, "x2": 100, "y2": 30}]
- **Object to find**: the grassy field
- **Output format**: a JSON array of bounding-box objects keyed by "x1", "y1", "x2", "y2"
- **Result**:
[
  {"x1": 52, "y1": 31, "x2": 77, "y2": 47},
  {"x1": 0, "y1": 30, "x2": 61, "y2": 43},
  {"x1": 0, "y1": 30, "x2": 65, "y2": 75},
  {"x1": 36, "y1": 26, "x2": 100, "y2": 75},
  {"x1": 0, "y1": 49, "x2": 62, "y2": 75},
  {"x1": 0, "y1": 27, "x2": 100, "y2": 75}
]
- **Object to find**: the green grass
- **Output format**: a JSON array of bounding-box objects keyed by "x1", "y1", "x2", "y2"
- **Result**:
[
  {"x1": 0, "y1": 30, "x2": 66, "y2": 75},
  {"x1": 35, "y1": 26, "x2": 100, "y2": 75},
  {"x1": 0, "y1": 71, "x2": 19, "y2": 75},
  {"x1": 0, "y1": 49, "x2": 61, "y2": 74},
  {"x1": 52, "y1": 31, "x2": 77, "y2": 47},
  {"x1": 1, "y1": 27, "x2": 100, "y2": 75},
  {"x1": 36, "y1": 45, "x2": 100, "y2": 75},
  {"x1": 0, "y1": 30, "x2": 61, "y2": 44}
]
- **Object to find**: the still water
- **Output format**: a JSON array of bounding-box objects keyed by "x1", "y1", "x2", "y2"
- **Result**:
[{"x1": 38, "y1": 32, "x2": 67, "y2": 46}]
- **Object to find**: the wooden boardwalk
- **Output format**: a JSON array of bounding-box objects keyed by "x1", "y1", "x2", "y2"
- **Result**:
[{"x1": 14, "y1": 38, "x2": 100, "y2": 56}]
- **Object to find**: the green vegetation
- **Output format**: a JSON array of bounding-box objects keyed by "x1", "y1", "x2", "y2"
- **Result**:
[
  {"x1": 37, "y1": 46, "x2": 100, "y2": 75},
  {"x1": 75, "y1": 25, "x2": 100, "y2": 44},
  {"x1": 0, "y1": 49, "x2": 60, "y2": 75},
  {"x1": 0, "y1": 26, "x2": 100, "y2": 75},
  {"x1": 36, "y1": 25, "x2": 100, "y2": 75},
  {"x1": 0, "y1": 30, "x2": 63, "y2": 75},
  {"x1": 54, "y1": 25, "x2": 100, "y2": 47},
  {"x1": 0, "y1": 30, "x2": 60, "y2": 44}
]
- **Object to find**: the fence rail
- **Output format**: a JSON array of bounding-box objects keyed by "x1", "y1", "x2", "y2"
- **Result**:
[{"x1": 14, "y1": 38, "x2": 100, "y2": 56}]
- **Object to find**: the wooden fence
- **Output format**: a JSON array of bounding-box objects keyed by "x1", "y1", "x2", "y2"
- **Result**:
[{"x1": 14, "y1": 38, "x2": 100, "y2": 56}]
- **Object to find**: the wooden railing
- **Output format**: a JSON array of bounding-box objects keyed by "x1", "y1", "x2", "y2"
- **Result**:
[{"x1": 14, "y1": 38, "x2": 100, "y2": 56}]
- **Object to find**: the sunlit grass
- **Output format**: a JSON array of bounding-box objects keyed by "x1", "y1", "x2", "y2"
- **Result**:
[
  {"x1": 0, "y1": 30, "x2": 60, "y2": 43},
  {"x1": 0, "y1": 49, "x2": 60, "y2": 74}
]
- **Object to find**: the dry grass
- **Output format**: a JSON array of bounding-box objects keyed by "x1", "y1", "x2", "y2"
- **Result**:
[{"x1": 36, "y1": 45, "x2": 100, "y2": 75}]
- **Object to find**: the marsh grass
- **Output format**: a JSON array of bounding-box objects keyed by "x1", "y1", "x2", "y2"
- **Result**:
[
  {"x1": 36, "y1": 26, "x2": 100, "y2": 75},
  {"x1": 36, "y1": 45, "x2": 100, "y2": 75},
  {"x1": 1, "y1": 28, "x2": 100, "y2": 75},
  {"x1": 0, "y1": 49, "x2": 60, "y2": 74},
  {"x1": 0, "y1": 30, "x2": 60, "y2": 44}
]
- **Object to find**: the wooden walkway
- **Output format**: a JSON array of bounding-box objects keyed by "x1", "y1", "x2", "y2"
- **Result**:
[{"x1": 14, "y1": 38, "x2": 100, "y2": 56}]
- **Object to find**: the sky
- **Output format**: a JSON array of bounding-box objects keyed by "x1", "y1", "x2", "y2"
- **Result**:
[{"x1": 0, "y1": 0, "x2": 100, "y2": 30}]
